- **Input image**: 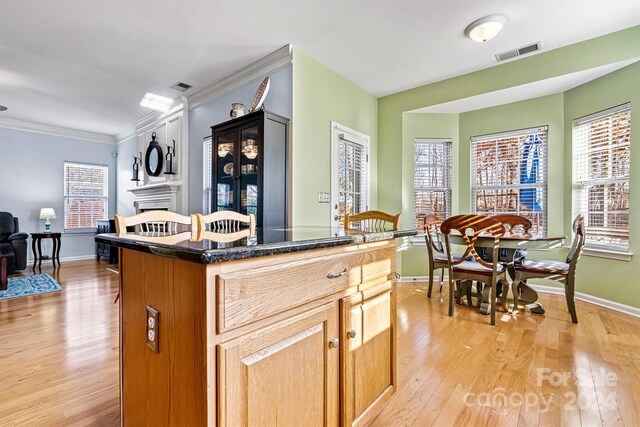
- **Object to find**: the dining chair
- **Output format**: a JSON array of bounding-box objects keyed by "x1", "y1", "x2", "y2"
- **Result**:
[
  {"x1": 196, "y1": 211, "x2": 256, "y2": 237},
  {"x1": 512, "y1": 215, "x2": 585, "y2": 323},
  {"x1": 422, "y1": 214, "x2": 472, "y2": 300},
  {"x1": 114, "y1": 210, "x2": 198, "y2": 235},
  {"x1": 440, "y1": 214, "x2": 508, "y2": 325},
  {"x1": 343, "y1": 210, "x2": 400, "y2": 232}
]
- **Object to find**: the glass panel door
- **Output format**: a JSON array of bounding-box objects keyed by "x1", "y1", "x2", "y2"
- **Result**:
[
  {"x1": 215, "y1": 132, "x2": 235, "y2": 212},
  {"x1": 239, "y1": 125, "x2": 260, "y2": 220}
]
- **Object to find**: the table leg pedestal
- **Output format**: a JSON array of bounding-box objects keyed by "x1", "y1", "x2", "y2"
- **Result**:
[
  {"x1": 0, "y1": 256, "x2": 7, "y2": 291},
  {"x1": 516, "y1": 281, "x2": 545, "y2": 315}
]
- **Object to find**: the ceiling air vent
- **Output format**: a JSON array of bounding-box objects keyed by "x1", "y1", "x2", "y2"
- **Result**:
[
  {"x1": 495, "y1": 42, "x2": 541, "y2": 62},
  {"x1": 170, "y1": 81, "x2": 193, "y2": 92}
]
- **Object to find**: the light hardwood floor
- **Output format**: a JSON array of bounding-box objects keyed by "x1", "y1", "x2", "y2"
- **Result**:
[{"x1": 1, "y1": 260, "x2": 638, "y2": 426}]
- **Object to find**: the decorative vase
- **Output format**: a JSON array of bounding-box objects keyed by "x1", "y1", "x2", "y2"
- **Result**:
[{"x1": 230, "y1": 103, "x2": 245, "y2": 118}]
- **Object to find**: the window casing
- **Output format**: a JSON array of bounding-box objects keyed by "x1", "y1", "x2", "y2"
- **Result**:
[
  {"x1": 414, "y1": 139, "x2": 452, "y2": 230},
  {"x1": 572, "y1": 103, "x2": 631, "y2": 252},
  {"x1": 471, "y1": 126, "x2": 548, "y2": 232},
  {"x1": 64, "y1": 162, "x2": 108, "y2": 230}
]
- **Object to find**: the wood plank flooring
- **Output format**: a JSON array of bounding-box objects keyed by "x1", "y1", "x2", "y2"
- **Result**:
[{"x1": 0, "y1": 260, "x2": 638, "y2": 426}]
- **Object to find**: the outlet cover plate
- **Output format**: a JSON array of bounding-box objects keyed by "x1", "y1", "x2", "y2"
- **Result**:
[{"x1": 146, "y1": 306, "x2": 159, "y2": 353}]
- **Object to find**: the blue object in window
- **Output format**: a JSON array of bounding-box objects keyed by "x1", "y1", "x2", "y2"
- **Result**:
[{"x1": 519, "y1": 134, "x2": 542, "y2": 211}]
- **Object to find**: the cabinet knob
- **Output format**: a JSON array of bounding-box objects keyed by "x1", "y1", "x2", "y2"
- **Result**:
[
  {"x1": 327, "y1": 268, "x2": 348, "y2": 279},
  {"x1": 329, "y1": 338, "x2": 339, "y2": 349},
  {"x1": 347, "y1": 329, "x2": 356, "y2": 339}
]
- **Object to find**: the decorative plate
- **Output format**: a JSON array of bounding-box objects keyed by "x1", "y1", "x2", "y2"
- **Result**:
[
  {"x1": 223, "y1": 162, "x2": 233, "y2": 176},
  {"x1": 248, "y1": 76, "x2": 270, "y2": 112}
]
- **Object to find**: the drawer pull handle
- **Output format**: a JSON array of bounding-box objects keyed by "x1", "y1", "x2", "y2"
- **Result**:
[
  {"x1": 329, "y1": 338, "x2": 339, "y2": 349},
  {"x1": 327, "y1": 268, "x2": 348, "y2": 279},
  {"x1": 347, "y1": 329, "x2": 356, "y2": 339}
]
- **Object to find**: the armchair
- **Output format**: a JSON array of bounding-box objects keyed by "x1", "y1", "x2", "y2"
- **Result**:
[{"x1": 0, "y1": 211, "x2": 29, "y2": 273}]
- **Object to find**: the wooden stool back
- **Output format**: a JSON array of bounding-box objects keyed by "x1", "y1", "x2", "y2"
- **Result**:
[
  {"x1": 343, "y1": 210, "x2": 400, "y2": 231},
  {"x1": 114, "y1": 211, "x2": 197, "y2": 235},
  {"x1": 196, "y1": 211, "x2": 255, "y2": 237}
]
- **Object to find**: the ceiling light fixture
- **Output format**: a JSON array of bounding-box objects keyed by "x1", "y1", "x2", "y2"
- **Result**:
[
  {"x1": 465, "y1": 15, "x2": 507, "y2": 43},
  {"x1": 139, "y1": 93, "x2": 173, "y2": 112}
]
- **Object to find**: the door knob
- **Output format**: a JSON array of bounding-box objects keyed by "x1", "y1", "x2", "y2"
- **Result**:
[
  {"x1": 329, "y1": 338, "x2": 339, "y2": 349},
  {"x1": 334, "y1": 215, "x2": 339, "y2": 221},
  {"x1": 347, "y1": 329, "x2": 356, "y2": 339}
]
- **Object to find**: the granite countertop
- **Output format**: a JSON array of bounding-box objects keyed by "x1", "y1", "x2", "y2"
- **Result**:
[{"x1": 95, "y1": 226, "x2": 416, "y2": 264}]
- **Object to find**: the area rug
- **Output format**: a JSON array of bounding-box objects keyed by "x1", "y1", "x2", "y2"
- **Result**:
[{"x1": 0, "y1": 274, "x2": 62, "y2": 300}]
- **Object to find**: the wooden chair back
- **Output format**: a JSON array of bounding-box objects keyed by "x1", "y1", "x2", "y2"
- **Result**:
[
  {"x1": 492, "y1": 214, "x2": 532, "y2": 235},
  {"x1": 343, "y1": 210, "x2": 400, "y2": 231},
  {"x1": 115, "y1": 211, "x2": 197, "y2": 235},
  {"x1": 196, "y1": 211, "x2": 256, "y2": 237},
  {"x1": 566, "y1": 215, "x2": 585, "y2": 268},
  {"x1": 422, "y1": 214, "x2": 444, "y2": 259},
  {"x1": 440, "y1": 214, "x2": 505, "y2": 269}
]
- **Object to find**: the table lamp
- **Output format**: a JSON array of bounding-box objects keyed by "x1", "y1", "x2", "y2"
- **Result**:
[{"x1": 39, "y1": 208, "x2": 56, "y2": 232}]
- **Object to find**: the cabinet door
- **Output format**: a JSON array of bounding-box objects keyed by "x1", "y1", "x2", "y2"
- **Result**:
[
  {"x1": 238, "y1": 122, "x2": 261, "y2": 221},
  {"x1": 213, "y1": 130, "x2": 237, "y2": 213},
  {"x1": 218, "y1": 303, "x2": 340, "y2": 427},
  {"x1": 341, "y1": 284, "x2": 395, "y2": 427}
]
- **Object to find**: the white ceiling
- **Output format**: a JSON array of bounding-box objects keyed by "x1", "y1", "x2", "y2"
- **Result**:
[{"x1": 0, "y1": 1, "x2": 638, "y2": 136}]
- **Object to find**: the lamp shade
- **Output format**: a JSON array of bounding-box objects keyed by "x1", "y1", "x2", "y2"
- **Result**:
[
  {"x1": 465, "y1": 15, "x2": 507, "y2": 43},
  {"x1": 39, "y1": 208, "x2": 57, "y2": 220}
]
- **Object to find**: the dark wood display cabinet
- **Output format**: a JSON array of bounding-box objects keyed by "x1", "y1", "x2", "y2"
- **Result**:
[
  {"x1": 211, "y1": 110, "x2": 289, "y2": 227},
  {"x1": 96, "y1": 219, "x2": 118, "y2": 264}
]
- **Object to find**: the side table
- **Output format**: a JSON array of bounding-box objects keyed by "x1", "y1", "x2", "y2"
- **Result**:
[{"x1": 31, "y1": 232, "x2": 62, "y2": 269}]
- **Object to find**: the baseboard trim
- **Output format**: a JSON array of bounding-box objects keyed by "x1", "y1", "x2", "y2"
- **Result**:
[
  {"x1": 397, "y1": 276, "x2": 640, "y2": 318},
  {"x1": 528, "y1": 284, "x2": 640, "y2": 318}
]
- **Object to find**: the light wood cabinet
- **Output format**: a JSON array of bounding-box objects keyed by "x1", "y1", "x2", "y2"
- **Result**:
[
  {"x1": 341, "y1": 282, "x2": 395, "y2": 427},
  {"x1": 117, "y1": 239, "x2": 399, "y2": 426},
  {"x1": 217, "y1": 303, "x2": 340, "y2": 427}
]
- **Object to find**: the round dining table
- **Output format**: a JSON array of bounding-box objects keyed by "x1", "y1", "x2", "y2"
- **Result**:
[{"x1": 447, "y1": 231, "x2": 565, "y2": 315}]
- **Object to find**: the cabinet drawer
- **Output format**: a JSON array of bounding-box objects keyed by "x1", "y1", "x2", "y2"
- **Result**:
[{"x1": 216, "y1": 245, "x2": 394, "y2": 333}]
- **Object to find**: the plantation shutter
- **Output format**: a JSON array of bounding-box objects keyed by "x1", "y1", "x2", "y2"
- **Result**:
[
  {"x1": 414, "y1": 139, "x2": 452, "y2": 230},
  {"x1": 64, "y1": 162, "x2": 108, "y2": 229},
  {"x1": 471, "y1": 126, "x2": 548, "y2": 233},
  {"x1": 572, "y1": 103, "x2": 630, "y2": 252},
  {"x1": 338, "y1": 136, "x2": 368, "y2": 218}
]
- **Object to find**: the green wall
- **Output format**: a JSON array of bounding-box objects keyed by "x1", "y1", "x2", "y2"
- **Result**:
[
  {"x1": 563, "y1": 62, "x2": 640, "y2": 308},
  {"x1": 291, "y1": 49, "x2": 378, "y2": 226},
  {"x1": 390, "y1": 62, "x2": 640, "y2": 308},
  {"x1": 378, "y1": 26, "x2": 640, "y2": 217}
]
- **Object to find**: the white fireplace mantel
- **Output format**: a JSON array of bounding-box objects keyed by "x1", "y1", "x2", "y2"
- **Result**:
[{"x1": 128, "y1": 181, "x2": 182, "y2": 213}]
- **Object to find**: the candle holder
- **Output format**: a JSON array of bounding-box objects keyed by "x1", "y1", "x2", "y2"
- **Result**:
[
  {"x1": 131, "y1": 152, "x2": 142, "y2": 181},
  {"x1": 165, "y1": 139, "x2": 176, "y2": 175}
]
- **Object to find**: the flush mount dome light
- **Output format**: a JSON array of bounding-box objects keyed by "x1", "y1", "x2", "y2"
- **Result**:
[
  {"x1": 465, "y1": 15, "x2": 507, "y2": 43},
  {"x1": 139, "y1": 92, "x2": 173, "y2": 112}
]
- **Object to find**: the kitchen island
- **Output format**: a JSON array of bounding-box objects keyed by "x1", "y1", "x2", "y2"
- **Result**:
[{"x1": 96, "y1": 226, "x2": 414, "y2": 427}]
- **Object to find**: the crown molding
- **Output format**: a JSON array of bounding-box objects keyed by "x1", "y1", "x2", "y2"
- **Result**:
[
  {"x1": 187, "y1": 44, "x2": 292, "y2": 111},
  {"x1": 116, "y1": 97, "x2": 188, "y2": 143},
  {"x1": 0, "y1": 117, "x2": 116, "y2": 144}
]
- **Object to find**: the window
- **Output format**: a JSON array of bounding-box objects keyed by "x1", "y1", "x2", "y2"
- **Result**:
[
  {"x1": 414, "y1": 139, "x2": 452, "y2": 230},
  {"x1": 330, "y1": 124, "x2": 370, "y2": 227},
  {"x1": 64, "y1": 162, "x2": 108, "y2": 230},
  {"x1": 573, "y1": 103, "x2": 630, "y2": 252},
  {"x1": 203, "y1": 136, "x2": 212, "y2": 214},
  {"x1": 471, "y1": 126, "x2": 548, "y2": 232}
]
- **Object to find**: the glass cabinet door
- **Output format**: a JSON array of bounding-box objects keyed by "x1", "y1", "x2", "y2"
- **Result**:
[
  {"x1": 239, "y1": 125, "x2": 260, "y2": 220},
  {"x1": 215, "y1": 132, "x2": 236, "y2": 212}
]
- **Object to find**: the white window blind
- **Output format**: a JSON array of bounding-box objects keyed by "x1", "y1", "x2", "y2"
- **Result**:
[
  {"x1": 572, "y1": 103, "x2": 630, "y2": 252},
  {"x1": 471, "y1": 126, "x2": 548, "y2": 232},
  {"x1": 414, "y1": 139, "x2": 452, "y2": 230},
  {"x1": 64, "y1": 162, "x2": 108, "y2": 230},
  {"x1": 203, "y1": 136, "x2": 212, "y2": 215},
  {"x1": 338, "y1": 136, "x2": 368, "y2": 220}
]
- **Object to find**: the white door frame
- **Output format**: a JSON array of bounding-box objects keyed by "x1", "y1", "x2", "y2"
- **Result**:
[{"x1": 330, "y1": 122, "x2": 371, "y2": 227}]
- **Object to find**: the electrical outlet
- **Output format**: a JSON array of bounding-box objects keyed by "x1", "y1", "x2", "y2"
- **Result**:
[
  {"x1": 318, "y1": 192, "x2": 330, "y2": 203},
  {"x1": 146, "y1": 306, "x2": 159, "y2": 353}
]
